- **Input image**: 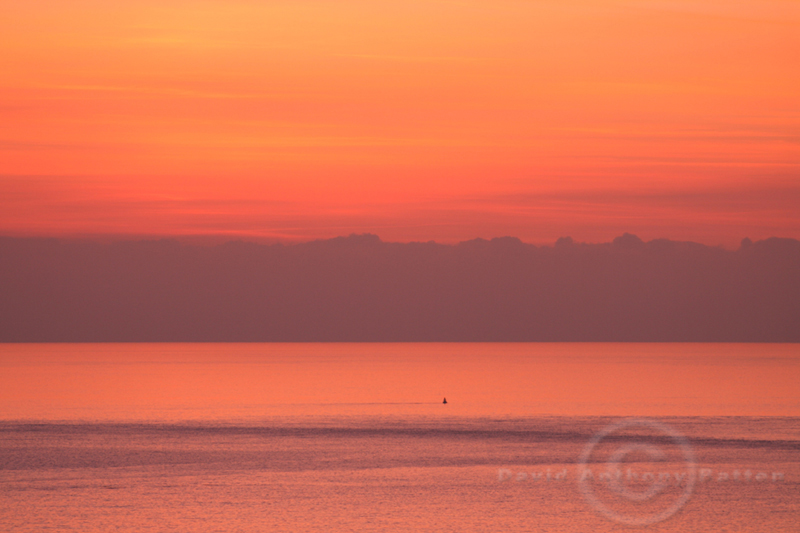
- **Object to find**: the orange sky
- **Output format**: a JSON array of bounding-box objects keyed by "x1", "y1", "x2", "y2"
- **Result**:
[{"x1": 1, "y1": 0, "x2": 798, "y2": 246}]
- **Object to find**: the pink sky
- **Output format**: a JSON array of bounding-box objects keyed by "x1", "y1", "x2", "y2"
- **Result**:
[{"x1": 1, "y1": 0, "x2": 799, "y2": 246}]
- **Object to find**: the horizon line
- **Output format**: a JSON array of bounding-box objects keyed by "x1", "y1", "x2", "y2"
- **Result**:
[{"x1": 3, "y1": 232, "x2": 797, "y2": 250}]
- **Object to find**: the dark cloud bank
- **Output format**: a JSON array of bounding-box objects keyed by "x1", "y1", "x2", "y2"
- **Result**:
[{"x1": 1, "y1": 233, "x2": 798, "y2": 342}]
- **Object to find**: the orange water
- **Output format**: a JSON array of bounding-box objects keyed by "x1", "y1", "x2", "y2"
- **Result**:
[
  {"x1": 1, "y1": 343, "x2": 798, "y2": 532},
  {"x1": 1, "y1": 343, "x2": 798, "y2": 420}
]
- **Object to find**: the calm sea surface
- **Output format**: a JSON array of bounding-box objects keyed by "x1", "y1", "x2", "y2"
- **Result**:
[{"x1": 1, "y1": 343, "x2": 798, "y2": 532}]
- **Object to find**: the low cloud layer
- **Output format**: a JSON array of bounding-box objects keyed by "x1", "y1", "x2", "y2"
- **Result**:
[{"x1": 1, "y1": 233, "x2": 798, "y2": 341}]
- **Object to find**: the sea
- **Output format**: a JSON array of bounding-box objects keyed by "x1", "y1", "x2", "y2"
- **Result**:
[{"x1": 1, "y1": 343, "x2": 798, "y2": 532}]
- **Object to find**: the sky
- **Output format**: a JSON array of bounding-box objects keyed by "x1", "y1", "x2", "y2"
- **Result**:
[{"x1": 1, "y1": 0, "x2": 798, "y2": 246}]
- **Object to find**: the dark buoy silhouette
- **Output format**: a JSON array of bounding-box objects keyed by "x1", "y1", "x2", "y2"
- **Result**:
[{"x1": 443, "y1": 397, "x2": 447, "y2": 404}]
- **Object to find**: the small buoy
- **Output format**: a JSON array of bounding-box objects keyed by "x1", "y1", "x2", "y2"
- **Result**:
[{"x1": 443, "y1": 397, "x2": 447, "y2": 404}]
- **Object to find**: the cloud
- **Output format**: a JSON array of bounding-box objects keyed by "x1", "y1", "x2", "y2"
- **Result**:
[{"x1": 1, "y1": 233, "x2": 797, "y2": 341}]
